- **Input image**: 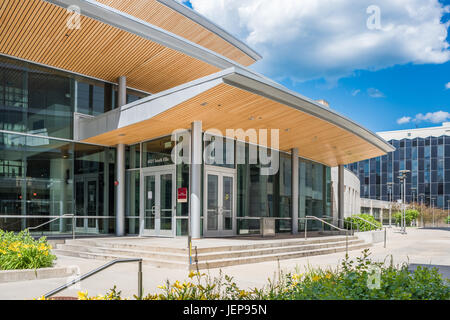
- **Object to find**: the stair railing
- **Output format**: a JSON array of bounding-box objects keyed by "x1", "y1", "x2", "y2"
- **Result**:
[
  {"x1": 43, "y1": 258, "x2": 143, "y2": 299},
  {"x1": 300, "y1": 216, "x2": 349, "y2": 255},
  {"x1": 26, "y1": 214, "x2": 76, "y2": 240}
]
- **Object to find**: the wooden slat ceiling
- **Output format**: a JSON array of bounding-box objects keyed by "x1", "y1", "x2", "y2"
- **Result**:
[
  {"x1": 0, "y1": 0, "x2": 220, "y2": 93},
  {"x1": 96, "y1": 0, "x2": 256, "y2": 66},
  {"x1": 83, "y1": 83, "x2": 386, "y2": 166}
]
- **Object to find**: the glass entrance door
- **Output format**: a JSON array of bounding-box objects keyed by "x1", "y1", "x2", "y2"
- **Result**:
[
  {"x1": 74, "y1": 176, "x2": 99, "y2": 233},
  {"x1": 204, "y1": 169, "x2": 235, "y2": 237},
  {"x1": 140, "y1": 167, "x2": 175, "y2": 237}
]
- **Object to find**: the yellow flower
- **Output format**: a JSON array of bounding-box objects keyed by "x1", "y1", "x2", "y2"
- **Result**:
[
  {"x1": 312, "y1": 275, "x2": 321, "y2": 282},
  {"x1": 77, "y1": 291, "x2": 89, "y2": 300},
  {"x1": 325, "y1": 273, "x2": 332, "y2": 280},
  {"x1": 157, "y1": 285, "x2": 166, "y2": 290},
  {"x1": 173, "y1": 280, "x2": 183, "y2": 290}
]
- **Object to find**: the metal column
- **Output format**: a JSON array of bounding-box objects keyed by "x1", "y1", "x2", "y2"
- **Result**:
[
  {"x1": 291, "y1": 148, "x2": 299, "y2": 234},
  {"x1": 338, "y1": 165, "x2": 345, "y2": 228},
  {"x1": 190, "y1": 121, "x2": 202, "y2": 239},
  {"x1": 115, "y1": 76, "x2": 127, "y2": 236},
  {"x1": 116, "y1": 143, "x2": 126, "y2": 236}
]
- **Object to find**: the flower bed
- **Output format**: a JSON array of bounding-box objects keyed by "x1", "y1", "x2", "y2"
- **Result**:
[{"x1": 0, "y1": 230, "x2": 56, "y2": 270}]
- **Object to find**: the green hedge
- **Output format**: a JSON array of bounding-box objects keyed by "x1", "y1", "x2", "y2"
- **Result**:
[
  {"x1": 344, "y1": 214, "x2": 382, "y2": 231},
  {"x1": 0, "y1": 230, "x2": 56, "y2": 270},
  {"x1": 393, "y1": 209, "x2": 420, "y2": 226}
]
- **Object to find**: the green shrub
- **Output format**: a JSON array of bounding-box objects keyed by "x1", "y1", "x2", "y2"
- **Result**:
[
  {"x1": 0, "y1": 229, "x2": 56, "y2": 270},
  {"x1": 72, "y1": 250, "x2": 449, "y2": 300},
  {"x1": 344, "y1": 214, "x2": 382, "y2": 231},
  {"x1": 394, "y1": 209, "x2": 420, "y2": 226}
]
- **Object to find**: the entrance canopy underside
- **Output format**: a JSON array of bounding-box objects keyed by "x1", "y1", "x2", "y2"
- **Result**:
[
  {"x1": 1, "y1": 0, "x2": 253, "y2": 94},
  {"x1": 77, "y1": 68, "x2": 395, "y2": 167}
]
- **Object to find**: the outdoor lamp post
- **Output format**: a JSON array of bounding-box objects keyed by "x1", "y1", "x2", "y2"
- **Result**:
[
  {"x1": 447, "y1": 200, "x2": 450, "y2": 226},
  {"x1": 398, "y1": 170, "x2": 410, "y2": 234},
  {"x1": 387, "y1": 182, "x2": 394, "y2": 228},
  {"x1": 419, "y1": 193, "x2": 425, "y2": 227},
  {"x1": 431, "y1": 198, "x2": 436, "y2": 227},
  {"x1": 411, "y1": 187, "x2": 417, "y2": 209}
]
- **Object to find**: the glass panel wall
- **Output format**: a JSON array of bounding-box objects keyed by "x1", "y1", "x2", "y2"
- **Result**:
[
  {"x1": 0, "y1": 131, "x2": 115, "y2": 234},
  {"x1": 0, "y1": 55, "x2": 148, "y2": 140}
]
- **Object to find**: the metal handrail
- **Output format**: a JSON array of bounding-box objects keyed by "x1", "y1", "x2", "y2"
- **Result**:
[
  {"x1": 27, "y1": 214, "x2": 73, "y2": 231},
  {"x1": 351, "y1": 216, "x2": 383, "y2": 230},
  {"x1": 44, "y1": 258, "x2": 143, "y2": 299},
  {"x1": 299, "y1": 216, "x2": 349, "y2": 255},
  {"x1": 25, "y1": 214, "x2": 76, "y2": 240}
]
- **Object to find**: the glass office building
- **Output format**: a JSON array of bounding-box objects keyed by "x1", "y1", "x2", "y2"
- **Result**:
[{"x1": 347, "y1": 133, "x2": 450, "y2": 209}]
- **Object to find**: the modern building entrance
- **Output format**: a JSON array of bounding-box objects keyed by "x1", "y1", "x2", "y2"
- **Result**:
[
  {"x1": 74, "y1": 175, "x2": 99, "y2": 234},
  {"x1": 204, "y1": 167, "x2": 236, "y2": 237},
  {"x1": 139, "y1": 166, "x2": 176, "y2": 237}
]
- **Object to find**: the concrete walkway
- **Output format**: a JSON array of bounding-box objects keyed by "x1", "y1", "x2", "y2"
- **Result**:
[{"x1": 0, "y1": 227, "x2": 449, "y2": 300}]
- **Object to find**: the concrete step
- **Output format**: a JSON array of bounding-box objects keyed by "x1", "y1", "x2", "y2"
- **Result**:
[
  {"x1": 53, "y1": 237, "x2": 371, "y2": 270},
  {"x1": 194, "y1": 243, "x2": 373, "y2": 269},
  {"x1": 56, "y1": 243, "x2": 188, "y2": 262},
  {"x1": 63, "y1": 239, "x2": 187, "y2": 254},
  {"x1": 56, "y1": 238, "x2": 364, "y2": 263},
  {"x1": 52, "y1": 249, "x2": 188, "y2": 269},
  {"x1": 193, "y1": 239, "x2": 366, "y2": 261}
]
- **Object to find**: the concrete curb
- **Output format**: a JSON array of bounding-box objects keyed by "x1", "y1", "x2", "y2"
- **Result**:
[{"x1": 0, "y1": 266, "x2": 77, "y2": 283}]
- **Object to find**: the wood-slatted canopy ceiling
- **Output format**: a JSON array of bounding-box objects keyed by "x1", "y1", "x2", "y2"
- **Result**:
[
  {"x1": 0, "y1": 0, "x2": 220, "y2": 93},
  {"x1": 96, "y1": 0, "x2": 257, "y2": 66},
  {"x1": 83, "y1": 83, "x2": 387, "y2": 167}
]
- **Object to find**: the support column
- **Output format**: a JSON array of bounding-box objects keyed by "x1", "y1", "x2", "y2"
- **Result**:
[
  {"x1": 338, "y1": 165, "x2": 345, "y2": 228},
  {"x1": 291, "y1": 148, "x2": 299, "y2": 234},
  {"x1": 118, "y1": 76, "x2": 127, "y2": 108},
  {"x1": 116, "y1": 144, "x2": 126, "y2": 236},
  {"x1": 190, "y1": 121, "x2": 202, "y2": 239},
  {"x1": 115, "y1": 76, "x2": 127, "y2": 236}
]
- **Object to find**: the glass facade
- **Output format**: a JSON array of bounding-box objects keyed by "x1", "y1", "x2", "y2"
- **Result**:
[
  {"x1": 347, "y1": 135, "x2": 450, "y2": 209},
  {"x1": 0, "y1": 55, "x2": 148, "y2": 235},
  {"x1": 0, "y1": 131, "x2": 116, "y2": 234}
]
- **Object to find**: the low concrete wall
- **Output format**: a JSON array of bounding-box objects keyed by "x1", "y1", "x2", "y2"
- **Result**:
[
  {"x1": 0, "y1": 266, "x2": 77, "y2": 283},
  {"x1": 355, "y1": 230, "x2": 385, "y2": 244}
]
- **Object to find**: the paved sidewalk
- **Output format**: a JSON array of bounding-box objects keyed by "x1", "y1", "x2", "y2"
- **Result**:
[{"x1": 0, "y1": 227, "x2": 448, "y2": 300}]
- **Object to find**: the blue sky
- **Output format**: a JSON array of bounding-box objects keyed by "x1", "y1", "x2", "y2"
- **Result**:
[{"x1": 181, "y1": 0, "x2": 450, "y2": 133}]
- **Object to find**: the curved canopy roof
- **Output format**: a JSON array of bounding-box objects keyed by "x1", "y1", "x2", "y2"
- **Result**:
[
  {"x1": 96, "y1": 0, "x2": 261, "y2": 66},
  {"x1": 0, "y1": 0, "x2": 251, "y2": 93},
  {"x1": 77, "y1": 67, "x2": 395, "y2": 167}
]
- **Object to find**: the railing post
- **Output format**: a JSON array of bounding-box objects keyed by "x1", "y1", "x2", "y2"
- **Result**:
[
  {"x1": 72, "y1": 215, "x2": 75, "y2": 240},
  {"x1": 305, "y1": 219, "x2": 307, "y2": 240},
  {"x1": 138, "y1": 261, "x2": 143, "y2": 299},
  {"x1": 384, "y1": 228, "x2": 387, "y2": 249},
  {"x1": 345, "y1": 230, "x2": 348, "y2": 255}
]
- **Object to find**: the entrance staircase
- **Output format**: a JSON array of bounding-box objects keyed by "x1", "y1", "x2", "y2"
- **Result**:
[{"x1": 52, "y1": 235, "x2": 371, "y2": 270}]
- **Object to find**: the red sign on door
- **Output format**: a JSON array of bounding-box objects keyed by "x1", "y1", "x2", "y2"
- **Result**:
[{"x1": 177, "y1": 187, "x2": 188, "y2": 203}]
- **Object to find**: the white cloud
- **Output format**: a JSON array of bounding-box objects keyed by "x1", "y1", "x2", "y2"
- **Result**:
[
  {"x1": 187, "y1": 0, "x2": 450, "y2": 82},
  {"x1": 446, "y1": 82, "x2": 450, "y2": 89},
  {"x1": 414, "y1": 111, "x2": 450, "y2": 123},
  {"x1": 397, "y1": 116, "x2": 412, "y2": 125},
  {"x1": 351, "y1": 89, "x2": 361, "y2": 96},
  {"x1": 367, "y1": 88, "x2": 385, "y2": 98}
]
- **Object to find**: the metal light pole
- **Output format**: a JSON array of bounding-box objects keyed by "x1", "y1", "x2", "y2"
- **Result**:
[
  {"x1": 419, "y1": 193, "x2": 424, "y2": 228},
  {"x1": 431, "y1": 198, "x2": 435, "y2": 228},
  {"x1": 387, "y1": 182, "x2": 393, "y2": 228},
  {"x1": 398, "y1": 170, "x2": 410, "y2": 234},
  {"x1": 447, "y1": 200, "x2": 450, "y2": 227},
  {"x1": 411, "y1": 187, "x2": 416, "y2": 209}
]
